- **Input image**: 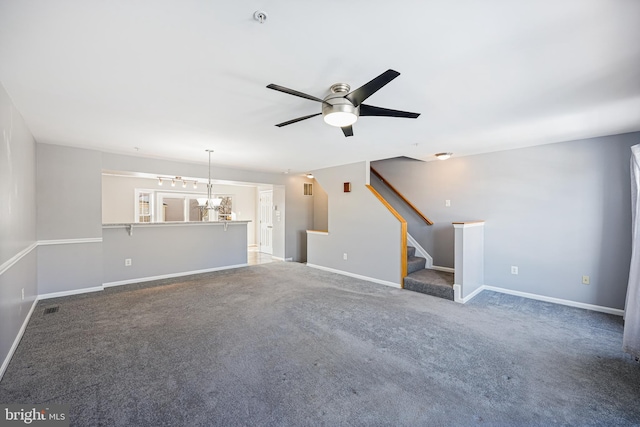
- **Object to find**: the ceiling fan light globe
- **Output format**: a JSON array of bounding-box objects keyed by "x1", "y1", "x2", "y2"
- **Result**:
[
  {"x1": 322, "y1": 99, "x2": 359, "y2": 128},
  {"x1": 323, "y1": 111, "x2": 358, "y2": 127}
]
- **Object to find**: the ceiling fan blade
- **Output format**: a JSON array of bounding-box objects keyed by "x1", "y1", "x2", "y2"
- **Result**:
[
  {"x1": 345, "y1": 69, "x2": 401, "y2": 107},
  {"x1": 341, "y1": 125, "x2": 354, "y2": 137},
  {"x1": 275, "y1": 112, "x2": 322, "y2": 127},
  {"x1": 359, "y1": 104, "x2": 420, "y2": 119},
  {"x1": 267, "y1": 84, "x2": 325, "y2": 103}
]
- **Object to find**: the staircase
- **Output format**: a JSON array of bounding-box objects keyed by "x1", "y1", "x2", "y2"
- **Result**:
[{"x1": 404, "y1": 246, "x2": 454, "y2": 300}]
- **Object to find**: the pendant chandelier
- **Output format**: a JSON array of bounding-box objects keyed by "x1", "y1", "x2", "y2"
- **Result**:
[{"x1": 197, "y1": 149, "x2": 222, "y2": 210}]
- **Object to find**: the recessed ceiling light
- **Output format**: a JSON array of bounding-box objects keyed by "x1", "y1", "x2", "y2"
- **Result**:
[{"x1": 435, "y1": 152, "x2": 453, "y2": 160}]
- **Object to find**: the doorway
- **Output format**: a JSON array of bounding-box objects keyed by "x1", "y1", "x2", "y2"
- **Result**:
[{"x1": 259, "y1": 190, "x2": 273, "y2": 254}]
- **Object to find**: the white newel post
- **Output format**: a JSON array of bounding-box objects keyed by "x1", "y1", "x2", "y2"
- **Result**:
[{"x1": 452, "y1": 221, "x2": 485, "y2": 303}]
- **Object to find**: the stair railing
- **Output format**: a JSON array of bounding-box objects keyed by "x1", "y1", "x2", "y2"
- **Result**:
[
  {"x1": 366, "y1": 185, "x2": 407, "y2": 287},
  {"x1": 370, "y1": 167, "x2": 433, "y2": 225}
]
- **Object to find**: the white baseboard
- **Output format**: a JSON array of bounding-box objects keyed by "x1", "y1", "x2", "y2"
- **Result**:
[
  {"x1": 39, "y1": 286, "x2": 104, "y2": 300},
  {"x1": 306, "y1": 263, "x2": 401, "y2": 289},
  {"x1": 406, "y1": 234, "x2": 433, "y2": 268},
  {"x1": 453, "y1": 284, "x2": 484, "y2": 303},
  {"x1": 103, "y1": 264, "x2": 249, "y2": 288},
  {"x1": 457, "y1": 284, "x2": 624, "y2": 316},
  {"x1": 0, "y1": 298, "x2": 38, "y2": 382},
  {"x1": 272, "y1": 256, "x2": 293, "y2": 262},
  {"x1": 431, "y1": 265, "x2": 454, "y2": 273}
]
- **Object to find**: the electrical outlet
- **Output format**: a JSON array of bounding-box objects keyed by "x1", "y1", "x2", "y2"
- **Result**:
[
  {"x1": 511, "y1": 266, "x2": 519, "y2": 275},
  {"x1": 21, "y1": 288, "x2": 24, "y2": 300},
  {"x1": 125, "y1": 258, "x2": 132, "y2": 267},
  {"x1": 582, "y1": 275, "x2": 590, "y2": 285},
  {"x1": 343, "y1": 253, "x2": 348, "y2": 260},
  {"x1": 445, "y1": 199, "x2": 451, "y2": 207}
]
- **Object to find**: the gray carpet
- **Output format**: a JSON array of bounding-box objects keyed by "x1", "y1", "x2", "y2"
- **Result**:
[{"x1": 1, "y1": 262, "x2": 639, "y2": 426}]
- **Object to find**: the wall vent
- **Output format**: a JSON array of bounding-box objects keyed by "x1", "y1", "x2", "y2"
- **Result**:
[{"x1": 304, "y1": 183, "x2": 313, "y2": 196}]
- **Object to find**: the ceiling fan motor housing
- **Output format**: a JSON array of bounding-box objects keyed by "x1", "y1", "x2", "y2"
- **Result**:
[{"x1": 322, "y1": 85, "x2": 359, "y2": 127}]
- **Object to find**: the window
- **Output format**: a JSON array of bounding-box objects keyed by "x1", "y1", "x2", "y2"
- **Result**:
[{"x1": 135, "y1": 189, "x2": 154, "y2": 223}]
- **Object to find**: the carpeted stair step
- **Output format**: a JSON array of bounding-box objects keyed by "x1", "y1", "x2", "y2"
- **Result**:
[
  {"x1": 406, "y1": 246, "x2": 426, "y2": 274},
  {"x1": 407, "y1": 256, "x2": 426, "y2": 274},
  {"x1": 404, "y1": 269, "x2": 455, "y2": 301}
]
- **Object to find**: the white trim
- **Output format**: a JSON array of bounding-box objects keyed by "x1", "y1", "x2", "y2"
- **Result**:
[
  {"x1": 102, "y1": 221, "x2": 250, "y2": 228},
  {"x1": 1, "y1": 239, "x2": 103, "y2": 277},
  {"x1": 406, "y1": 233, "x2": 433, "y2": 268},
  {"x1": 453, "y1": 283, "x2": 485, "y2": 303},
  {"x1": 458, "y1": 284, "x2": 624, "y2": 316},
  {"x1": 102, "y1": 264, "x2": 249, "y2": 288},
  {"x1": 0, "y1": 242, "x2": 37, "y2": 276},
  {"x1": 38, "y1": 286, "x2": 105, "y2": 300},
  {"x1": 0, "y1": 298, "x2": 38, "y2": 381},
  {"x1": 272, "y1": 256, "x2": 293, "y2": 262},
  {"x1": 306, "y1": 263, "x2": 401, "y2": 289},
  {"x1": 431, "y1": 265, "x2": 455, "y2": 273},
  {"x1": 453, "y1": 221, "x2": 485, "y2": 229},
  {"x1": 306, "y1": 230, "x2": 329, "y2": 235},
  {"x1": 37, "y1": 238, "x2": 102, "y2": 246}
]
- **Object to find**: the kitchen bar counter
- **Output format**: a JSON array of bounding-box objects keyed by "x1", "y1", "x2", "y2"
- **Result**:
[{"x1": 102, "y1": 221, "x2": 250, "y2": 287}]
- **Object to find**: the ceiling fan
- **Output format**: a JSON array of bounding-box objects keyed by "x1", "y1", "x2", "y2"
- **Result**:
[{"x1": 267, "y1": 69, "x2": 420, "y2": 137}]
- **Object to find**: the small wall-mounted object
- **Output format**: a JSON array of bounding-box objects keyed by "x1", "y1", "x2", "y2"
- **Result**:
[
  {"x1": 125, "y1": 224, "x2": 133, "y2": 236},
  {"x1": 254, "y1": 10, "x2": 268, "y2": 24},
  {"x1": 344, "y1": 182, "x2": 351, "y2": 193},
  {"x1": 304, "y1": 183, "x2": 313, "y2": 196}
]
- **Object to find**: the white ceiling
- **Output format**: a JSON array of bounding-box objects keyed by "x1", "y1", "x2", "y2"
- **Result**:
[{"x1": 1, "y1": 1, "x2": 639, "y2": 174}]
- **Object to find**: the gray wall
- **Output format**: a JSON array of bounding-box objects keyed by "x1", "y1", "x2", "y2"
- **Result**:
[
  {"x1": 372, "y1": 132, "x2": 639, "y2": 309},
  {"x1": 307, "y1": 162, "x2": 403, "y2": 285},
  {"x1": 0, "y1": 81, "x2": 38, "y2": 373},
  {"x1": 102, "y1": 223, "x2": 248, "y2": 284},
  {"x1": 370, "y1": 165, "x2": 436, "y2": 258},
  {"x1": 31, "y1": 143, "x2": 313, "y2": 295},
  {"x1": 36, "y1": 144, "x2": 104, "y2": 294},
  {"x1": 284, "y1": 176, "x2": 314, "y2": 262},
  {"x1": 313, "y1": 179, "x2": 329, "y2": 231}
]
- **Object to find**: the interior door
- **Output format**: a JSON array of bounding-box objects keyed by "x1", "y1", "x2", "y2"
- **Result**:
[{"x1": 260, "y1": 190, "x2": 273, "y2": 254}]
